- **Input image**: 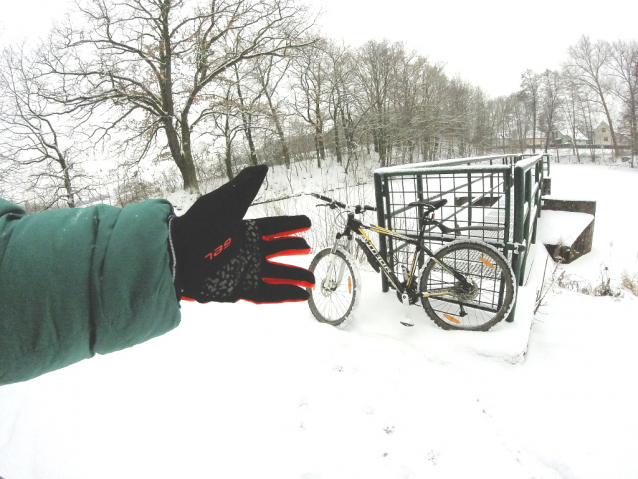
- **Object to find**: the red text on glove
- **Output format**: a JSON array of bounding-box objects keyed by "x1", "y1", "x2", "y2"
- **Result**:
[{"x1": 205, "y1": 238, "x2": 232, "y2": 259}]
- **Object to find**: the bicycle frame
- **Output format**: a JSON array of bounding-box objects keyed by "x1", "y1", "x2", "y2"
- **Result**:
[
  {"x1": 326, "y1": 209, "x2": 470, "y2": 302},
  {"x1": 310, "y1": 192, "x2": 515, "y2": 330}
]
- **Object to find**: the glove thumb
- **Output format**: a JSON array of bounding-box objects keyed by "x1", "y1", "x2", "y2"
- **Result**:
[{"x1": 180, "y1": 164, "x2": 268, "y2": 227}]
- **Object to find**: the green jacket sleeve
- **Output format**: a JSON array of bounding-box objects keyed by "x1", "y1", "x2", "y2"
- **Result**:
[{"x1": 0, "y1": 198, "x2": 181, "y2": 385}]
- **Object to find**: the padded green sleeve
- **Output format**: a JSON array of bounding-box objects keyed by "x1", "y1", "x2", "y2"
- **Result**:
[{"x1": 0, "y1": 199, "x2": 181, "y2": 385}]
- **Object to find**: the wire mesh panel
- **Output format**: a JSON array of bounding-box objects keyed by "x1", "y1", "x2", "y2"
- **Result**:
[
  {"x1": 373, "y1": 154, "x2": 547, "y2": 324},
  {"x1": 420, "y1": 243, "x2": 511, "y2": 330},
  {"x1": 374, "y1": 154, "x2": 547, "y2": 289},
  {"x1": 377, "y1": 162, "x2": 514, "y2": 284}
]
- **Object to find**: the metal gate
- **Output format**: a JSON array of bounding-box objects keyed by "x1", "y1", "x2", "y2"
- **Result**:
[{"x1": 373, "y1": 154, "x2": 547, "y2": 320}]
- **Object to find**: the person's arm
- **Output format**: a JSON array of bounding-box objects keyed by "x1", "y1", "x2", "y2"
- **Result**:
[
  {"x1": 0, "y1": 198, "x2": 181, "y2": 385},
  {"x1": 0, "y1": 164, "x2": 313, "y2": 386}
]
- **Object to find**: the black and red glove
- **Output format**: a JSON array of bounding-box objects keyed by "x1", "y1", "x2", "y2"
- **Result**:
[{"x1": 168, "y1": 165, "x2": 314, "y2": 304}]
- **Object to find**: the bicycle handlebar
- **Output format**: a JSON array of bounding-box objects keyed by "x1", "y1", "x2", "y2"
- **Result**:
[{"x1": 309, "y1": 192, "x2": 376, "y2": 213}]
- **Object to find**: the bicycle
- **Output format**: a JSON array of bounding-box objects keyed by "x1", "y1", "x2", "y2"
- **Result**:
[{"x1": 306, "y1": 193, "x2": 517, "y2": 331}]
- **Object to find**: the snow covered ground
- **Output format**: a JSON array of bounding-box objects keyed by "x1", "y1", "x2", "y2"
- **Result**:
[{"x1": 1, "y1": 162, "x2": 637, "y2": 478}]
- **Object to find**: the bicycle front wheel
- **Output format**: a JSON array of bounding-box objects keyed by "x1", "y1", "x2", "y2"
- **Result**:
[
  {"x1": 420, "y1": 241, "x2": 516, "y2": 331},
  {"x1": 307, "y1": 248, "x2": 360, "y2": 327}
]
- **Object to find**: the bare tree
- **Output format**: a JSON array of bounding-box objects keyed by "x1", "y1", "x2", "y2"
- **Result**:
[
  {"x1": 41, "y1": 0, "x2": 316, "y2": 193},
  {"x1": 567, "y1": 36, "x2": 619, "y2": 155},
  {"x1": 390, "y1": 50, "x2": 430, "y2": 162},
  {"x1": 561, "y1": 65, "x2": 585, "y2": 162},
  {"x1": 209, "y1": 80, "x2": 245, "y2": 179},
  {"x1": 470, "y1": 87, "x2": 493, "y2": 155},
  {"x1": 492, "y1": 96, "x2": 513, "y2": 154},
  {"x1": 521, "y1": 70, "x2": 542, "y2": 153},
  {"x1": 291, "y1": 42, "x2": 331, "y2": 168},
  {"x1": 253, "y1": 55, "x2": 292, "y2": 167},
  {"x1": 416, "y1": 62, "x2": 448, "y2": 161},
  {"x1": 233, "y1": 64, "x2": 260, "y2": 167},
  {"x1": 608, "y1": 39, "x2": 638, "y2": 165},
  {"x1": 540, "y1": 70, "x2": 562, "y2": 152},
  {"x1": 0, "y1": 44, "x2": 93, "y2": 209},
  {"x1": 356, "y1": 40, "x2": 401, "y2": 167},
  {"x1": 511, "y1": 91, "x2": 531, "y2": 153},
  {"x1": 324, "y1": 40, "x2": 352, "y2": 165}
]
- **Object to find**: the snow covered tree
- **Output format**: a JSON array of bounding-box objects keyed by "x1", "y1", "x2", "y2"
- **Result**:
[
  {"x1": 539, "y1": 70, "x2": 563, "y2": 152},
  {"x1": 567, "y1": 36, "x2": 619, "y2": 156},
  {"x1": 0, "y1": 44, "x2": 93, "y2": 209},
  {"x1": 521, "y1": 70, "x2": 542, "y2": 153},
  {"x1": 253, "y1": 55, "x2": 293, "y2": 168},
  {"x1": 608, "y1": 40, "x2": 638, "y2": 164},
  {"x1": 41, "y1": 0, "x2": 316, "y2": 193}
]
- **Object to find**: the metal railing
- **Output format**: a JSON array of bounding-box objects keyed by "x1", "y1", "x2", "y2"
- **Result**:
[
  {"x1": 512, "y1": 154, "x2": 545, "y2": 284},
  {"x1": 373, "y1": 154, "x2": 547, "y2": 299}
]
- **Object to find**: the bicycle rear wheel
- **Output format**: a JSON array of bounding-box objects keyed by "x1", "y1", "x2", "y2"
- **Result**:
[
  {"x1": 307, "y1": 248, "x2": 360, "y2": 327},
  {"x1": 420, "y1": 241, "x2": 516, "y2": 331}
]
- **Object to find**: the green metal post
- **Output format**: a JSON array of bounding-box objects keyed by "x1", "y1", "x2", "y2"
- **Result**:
[
  {"x1": 504, "y1": 171, "x2": 512, "y2": 258},
  {"x1": 517, "y1": 169, "x2": 533, "y2": 283},
  {"x1": 531, "y1": 163, "x2": 540, "y2": 244},
  {"x1": 512, "y1": 165, "x2": 526, "y2": 286},
  {"x1": 417, "y1": 173, "x2": 425, "y2": 270},
  {"x1": 385, "y1": 177, "x2": 395, "y2": 292},
  {"x1": 467, "y1": 172, "x2": 472, "y2": 226},
  {"x1": 374, "y1": 172, "x2": 389, "y2": 293}
]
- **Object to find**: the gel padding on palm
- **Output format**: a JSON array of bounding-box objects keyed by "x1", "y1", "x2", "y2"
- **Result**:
[
  {"x1": 199, "y1": 218, "x2": 313, "y2": 304},
  {"x1": 170, "y1": 165, "x2": 314, "y2": 304}
]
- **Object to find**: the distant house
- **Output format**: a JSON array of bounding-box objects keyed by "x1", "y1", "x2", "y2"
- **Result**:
[
  {"x1": 492, "y1": 131, "x2": 547, "y2": 149},
  {"x1": 593, "y1": 121, "x2": 613, "y2": 147},
  {"x1": 492, "y1": 136, "x2": 518, "y2": 149},
  {"x1": 525, "y1": 130, "x2": 546, "y2": 147},
  {"x1": 549, "y1": 127, "x2": 590, "y2": 146},
  {"x1": 548, "y1": 129, "x2": 570, "y2": 146},
  {"x1": 573, "y1": 131, "x2": 590, "y2": 145}
]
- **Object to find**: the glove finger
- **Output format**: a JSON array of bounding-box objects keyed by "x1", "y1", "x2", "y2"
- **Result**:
[
  {"x1": 262, "y1": 261, "x2": 315, "y2": 288},
  {"x1": 253, "y1": 215, "x2": 311, "y2": 239},
  {"x1": 241, "y1": 283, "x2": 310, "y2": 304},
  {"x1": 262, "y1": 236, "x2": 311, "y2": 259},
  {"x1": 183, "y1": 164, "x2": 268, "y2": 225}
]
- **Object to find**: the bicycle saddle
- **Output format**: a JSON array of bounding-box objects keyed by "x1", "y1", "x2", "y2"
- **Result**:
[{"x1": 408, "y1": 198, "x2": 448, "y2": 211}]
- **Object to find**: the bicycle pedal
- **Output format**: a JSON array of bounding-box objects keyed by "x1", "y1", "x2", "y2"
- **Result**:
[{"x1": 400, "y1": 319, "x2": 414, "y2": 327}]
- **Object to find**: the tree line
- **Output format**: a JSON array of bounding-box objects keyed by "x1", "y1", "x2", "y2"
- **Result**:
[{"x1": 1, "y1": 0, "x2": 636, "y2": 209}]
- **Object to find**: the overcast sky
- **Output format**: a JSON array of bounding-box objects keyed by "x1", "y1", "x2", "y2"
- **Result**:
[{"x1": 2, "y1": 0, "x2": 638, "y2": 97}]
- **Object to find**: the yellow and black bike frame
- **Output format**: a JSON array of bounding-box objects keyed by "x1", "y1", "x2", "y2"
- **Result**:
[{"x1": 333, "y1": 212, "x2": 470, "y2": 302}]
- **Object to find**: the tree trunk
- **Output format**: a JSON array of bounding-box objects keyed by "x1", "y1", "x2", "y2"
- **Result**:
[
  {"x1": 236, "y1": 79, "x2": 258, "y2": 166},
  {"x1": 532, "y1": 108, "x2": 537, "y2": 154},
  {"x1": 224, "y1": 114, "x2": 234, "y2": 180},
  {"x1": 600, "y1": 100, "x2": 619, "y2": 156},
  {"x1": 315, "y1": 99, "x2": 326, "y2": 162},
  {"x1": 264, "y1": 89, "x2": 290, "y2": 168},
  {"x1": 316, "y1": 128, "x2": 326, "y2": 163},
  {"x1": 344, "y1": 109, "x2": 356, "y2": 162},
  {"x1": 314, "y1": 134, "x2": 322, "y2": 168},
  {"x1": 333, "y1": 121, "x2": 342, "y2": 164},
  {"x1": 60, "y1": 160, "x2": 75, "y2": 208},
  {"x1": 378, "y1": 135, "x2": 387, "y2": 167},
  {"x1": 165, "y1": 118, "x2": 199, "y2": 192}
]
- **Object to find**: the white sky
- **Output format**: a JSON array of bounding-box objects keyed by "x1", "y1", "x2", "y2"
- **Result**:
[{"x1": 2, "y1": 0, "x2": 638, "y2": 97}]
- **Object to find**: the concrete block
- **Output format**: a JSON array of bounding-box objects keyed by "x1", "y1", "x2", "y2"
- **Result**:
[{"x1": 540, "y1": 198, "x2": 596, "y2": 264}]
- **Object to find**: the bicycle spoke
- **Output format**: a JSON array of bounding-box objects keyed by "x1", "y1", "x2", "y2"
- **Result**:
[
  {"x1": 308, "y1": 249, "x2": 359, "y2": 326},
  {"x1": 420, "y1": 242, "x2": 515, "y2": 331}
]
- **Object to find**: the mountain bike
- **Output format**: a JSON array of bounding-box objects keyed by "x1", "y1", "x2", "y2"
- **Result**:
[{"x1": 306, "y1": 193, "x2": 516, "y2": 331}]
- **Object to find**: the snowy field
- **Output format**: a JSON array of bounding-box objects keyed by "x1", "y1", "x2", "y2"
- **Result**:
[{"x1": 1, "y1": 162, "x2": 637, "y2": 478}]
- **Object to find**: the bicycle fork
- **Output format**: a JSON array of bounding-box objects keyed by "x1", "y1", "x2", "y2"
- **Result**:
[{"x1": 322, "y1": 237, "x2": 354, "y2": 292}]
